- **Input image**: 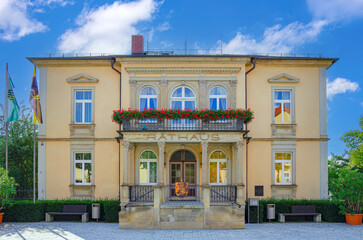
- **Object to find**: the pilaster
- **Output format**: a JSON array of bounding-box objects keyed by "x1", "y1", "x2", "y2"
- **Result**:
[{"x1": 201, "y1": 141, "x2": 209, "y2": 185}]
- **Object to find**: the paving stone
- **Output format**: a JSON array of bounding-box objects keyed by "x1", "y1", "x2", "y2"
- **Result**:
[{"x1": 0, "y1": 222, "x2": 362, "y2": 240}]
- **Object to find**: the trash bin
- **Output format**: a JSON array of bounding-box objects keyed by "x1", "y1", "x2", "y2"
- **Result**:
[
  {"x1": 92, "y1": 203, "x2": 100, "y2": 221},
  {"x1": 267, "y1": 204, "x2": 275, "y2": 220}
]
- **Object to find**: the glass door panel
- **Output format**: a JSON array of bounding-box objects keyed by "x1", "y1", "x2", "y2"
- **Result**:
[{"x1": 171, "y1": 163, "x2": 182, "y2": 184}]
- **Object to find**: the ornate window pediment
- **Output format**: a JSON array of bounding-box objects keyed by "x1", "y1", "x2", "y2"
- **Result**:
[
  {"x1": 66, "y1": 74, "x2": 99, "y2": 83},
  {"x1": 268, "y1": 73, "x2": 299, "y2": 83}
]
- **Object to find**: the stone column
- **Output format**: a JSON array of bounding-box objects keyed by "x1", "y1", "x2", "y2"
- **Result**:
[
  {"x1": 121, "y1": 141, "x2": 130, "y2": 207},
  {"x1": 203, "y1": 186, "x2": 210, "y2": 229},
  {"x1": 232, "y1": 145, "x2": 238, "y2": 185},
  {"x1": 201, "y1": 141, "x2": 209, "y2": 185},
  {"x1": 153, "y1": 186, "x2": 161, "y2": 229},
  {"x1": 128, "y1": 144, "x2": 135, "y2": 185},
  {"x1": 157, "y1": 141, "x2": 165, "y2": 185},
  {"x1": 236, "y1": 141, "x2": 244, "y2": 185},
  {"x1": 235, "y1": 141, "x2": 244, "y2": 204}
]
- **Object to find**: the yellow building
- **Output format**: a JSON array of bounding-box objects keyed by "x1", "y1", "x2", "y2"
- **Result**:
[{"x1": 28, "y1": 36, "x2": 337, "y2": 229}]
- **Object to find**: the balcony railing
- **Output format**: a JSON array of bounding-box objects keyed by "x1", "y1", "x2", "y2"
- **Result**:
[
  {"x1": 210, "y1": 185, "x2": 237, "y2": 203},
  {"x1": 128, "y1": 185, "x2": 154, "y2": 204},
  {"x1": 120, "y1": 118, "x2": 246, "y2": 132}
]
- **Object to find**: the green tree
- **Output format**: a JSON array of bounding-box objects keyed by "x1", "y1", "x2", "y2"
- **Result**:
[
  {"x1": 341, "y1": 116, "x2": 363, "y2": 172},
  {"x1": 0, "y1": 103, "x2": 38, "y2": 192}
]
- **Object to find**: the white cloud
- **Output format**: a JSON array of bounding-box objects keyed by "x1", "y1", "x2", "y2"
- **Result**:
[
  {"x1": 57, "y1": 0, "x2": 159, "y2": 54},
  {"x1": 156, "y1": 21, "x2": 170, "y2": 32},
  {"x1": 0, "y1": 0, "x2": 47, "y2": 41},
  {"x1": 307, "y1": 0, "x2": 363, "y2": 21},
  {"x1": 327, "y1": 77, "x2": 360, "y2": 100},
  {"x1": 220, "y1": 20, "x2": 328, "y2": 54},
  {"x1": 33, "y1": 0, "x2": 74, "y2": 7}
]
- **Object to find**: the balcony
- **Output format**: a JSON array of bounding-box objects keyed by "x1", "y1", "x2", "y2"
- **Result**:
[
  {"x1": 113, "y1": 109, "x2": 253, "y2": 133},
  {"x1": 120, "y1": 118, "x2": 246, "y2": 132}
]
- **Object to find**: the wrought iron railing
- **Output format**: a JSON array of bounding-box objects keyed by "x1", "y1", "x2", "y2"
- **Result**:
[
  {"x1": 210, "y1": 185, "x2": 237, "y2": 203},
  {"x1": 14, "y1": 188, "x2": 37, "y2": 200},
  {"x1": 121, "y1": 118, "x2": 245, "y2": 132},
  {"x1": 128, "y1": 185, "x2": 154, "y2": 204}
]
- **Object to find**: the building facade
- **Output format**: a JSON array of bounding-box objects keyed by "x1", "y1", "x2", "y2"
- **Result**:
[{"x1": 28, "y1": 43, "x2": 336, "y2": 229}]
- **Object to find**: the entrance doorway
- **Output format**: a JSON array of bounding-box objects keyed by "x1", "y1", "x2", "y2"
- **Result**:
[{"x1": 170, "y1": 150, "x2": 197, "y2": 200}]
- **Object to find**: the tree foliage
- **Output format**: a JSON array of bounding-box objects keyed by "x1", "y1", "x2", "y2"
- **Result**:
[
  {"x1": 0, "y1": 103, "x2": 37, "y2": 191},
  {"x1": 0, "y1": 166, "x2": 17, "y2": 210},
  {"x1": 340, "y1": 116, "x2": 363, "y2": 172}
]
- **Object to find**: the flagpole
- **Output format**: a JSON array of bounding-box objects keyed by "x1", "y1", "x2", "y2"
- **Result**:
[
  {"x1": 33, "y1": 119, "x2": 36, "y2": 203},
  {"x1": 33, "y1": 64, "x2": 36, "y2": 203},
  {"x1": 5, "y1": 63, "x2": 8, "y2": 171}
]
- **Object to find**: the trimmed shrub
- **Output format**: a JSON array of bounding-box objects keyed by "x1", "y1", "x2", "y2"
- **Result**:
[
  {"x1": 104, "y1": 201, "x2": 120, "y2": 222},
  {"x1": 2, "y1": 200, "x2": 120, "y2": 223},
  {"x1": 245, "y1": 199, "x2": 345, "y2": 223},
  {"x1": 3, "y1": 201, "x2": 44, "y2": 222}
]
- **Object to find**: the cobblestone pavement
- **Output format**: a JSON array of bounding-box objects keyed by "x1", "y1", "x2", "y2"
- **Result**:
[{"x1": 0, "y1": 222, "x2": 362, "y2": 240}]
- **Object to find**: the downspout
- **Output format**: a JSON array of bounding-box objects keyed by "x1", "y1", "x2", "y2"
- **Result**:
[
  {"x1": 110, "y1": 57, "x2": 122, "y2": 201},
  {"x1": 245, "y1": 57, "x2": 257, "y2": 216}
]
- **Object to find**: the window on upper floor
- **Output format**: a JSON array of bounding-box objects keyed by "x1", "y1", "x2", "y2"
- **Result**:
[
  {"x1": 75, "y1": 90, "x2": 92, "y2": 124},
  {"x1": 210, "y1": 150, "x2": 227, "y2": 184},
  {"x1": 209, "y1": 87, "x2": 227, "y2": 110},
  {"x1": 139, "y1": 150, "x2": 157, "y2": 185},
  {"x1": 74, "y1": 152, "x2": 92, "y2": 185},
  {"x1": 274, "y1": 152, "x2": 292, "y2": 184},
  {"x1": 171, "y1": 86, "x2": 196, "y2": 110},
  {"x1": 139, "y1": 87, "x2": 157, "y2": 110},
  {"x1": 274, "y1": 90, "x2": 292, "y2": 124}
]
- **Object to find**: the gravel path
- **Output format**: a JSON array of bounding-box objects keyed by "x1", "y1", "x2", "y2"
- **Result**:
[{"x1": 0, "y1": 222, "x2": 362, "y2": 240}]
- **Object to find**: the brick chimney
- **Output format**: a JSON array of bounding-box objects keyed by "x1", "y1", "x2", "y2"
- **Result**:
[{"x1": 131, "y1": 35, "x2": 144, "y2": 55}]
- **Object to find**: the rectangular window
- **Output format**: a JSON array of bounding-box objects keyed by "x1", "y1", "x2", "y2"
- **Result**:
[
  {"x1": 74, "y1": 152, "x2": 92, "y2": 185},
  {"x1": 274, "y1": 90, "x2": 291, "y2": 124},
  {"x1": 75, "y1": 90, "x2": 92, "y2": 123},
  {"x1": 274, "y1": 152, "x2": 292, "y2": 184},
  {"x1": 139, "y1": 161, "x2": 157, "y2": 184},
  {"x1": 210, "y1": 161, "x2": 227, "y2": 184}
]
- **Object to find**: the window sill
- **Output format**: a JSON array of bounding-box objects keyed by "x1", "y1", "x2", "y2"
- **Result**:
[
  {"x1": 69, "y1": 184, "x2": 95, "y2": 200},
  {"x1": 271, "y1": 123, "x2": 296, "y2": 137},
  {"x1": 271, "y1": 184, "x2": 296, "y2": 199},
  {"x1": 70, "y1": 124, "x2": 95, "y2": 138}
]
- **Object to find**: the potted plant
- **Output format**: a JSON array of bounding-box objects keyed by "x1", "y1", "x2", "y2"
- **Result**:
[
  {"x1": 0, "y1": 167, "x2": 17, "y2": 224},
  {"x1": 330, "y1": 169, "x2": 363, "y2": 225}
]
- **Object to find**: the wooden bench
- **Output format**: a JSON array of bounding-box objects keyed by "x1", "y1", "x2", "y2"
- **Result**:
[
  {"x1": 46, "y1": 205, "x2": 89, "y2": 223},
  {"x1": 278, "y1": 205, "x2": 321, "y2": 223}
]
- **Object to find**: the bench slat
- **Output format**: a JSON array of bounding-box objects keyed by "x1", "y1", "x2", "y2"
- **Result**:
[
  {"x1": 63, "y1": 205, "x2": 87, "y2": 213},
  {"x1": 292, "y1": 205, "x2": 316, "y2": 213}
]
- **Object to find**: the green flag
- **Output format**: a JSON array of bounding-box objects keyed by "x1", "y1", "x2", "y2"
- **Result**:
[{"x1": 6, "y1": 74, "x2": 20, "y2": 122}]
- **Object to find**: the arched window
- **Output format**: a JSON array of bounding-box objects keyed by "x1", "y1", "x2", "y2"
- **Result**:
[
  {"x1": 139, "y1": 150, "x2": 157, "y2": 184},
  {"x1": 139, "y1": 87, "x2": 157, "y2": 110},
  {"x1": 171, "y1": 87, "x2": 196, "y2": 110},
  {"x1": 210, "y1": 150, "x2": 227, "y2": 184},
  {"x1": 209, "y1": 87, "x2": 227, "y2": 110}
]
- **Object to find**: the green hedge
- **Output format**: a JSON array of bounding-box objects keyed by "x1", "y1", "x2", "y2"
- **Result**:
[
  {"x1": 245, "y1": 199, "x2": 345, "y2": 223},
  {"x1": 2, "y1": 199, "x2": 345, "y2": 223},
  {"x1": 2, "y1": 200, "x2": 120, "y2": 223}
]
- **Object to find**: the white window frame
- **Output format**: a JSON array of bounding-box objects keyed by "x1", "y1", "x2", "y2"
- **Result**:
[
  {"x1": 209, "y1": 150, "x2": 228, "y2": 185},
  {"x1": 209, "y1": 86, "x2": 227, "y2": 110},
  {"x1": 72, "y1": 87, "x2": 95, "y2": 124},
  {"x1": 139, "y1": 87, "x2": 158, "y2": 110},
  {"x1": 273, "y1": 151, "x2": 293, "y2": 185},
  {"x1": 74, "y1": 152, "x2": 92, "y2": 185},
  {"x1": 139, "y1": 150, "x2": 158, "y2": 185},
  {"x1": 170, "y1": 86, "x2": 196, "y2": 110},
  {"x1": 272, "y1": 87, "x2": 295, "y2": 124}
]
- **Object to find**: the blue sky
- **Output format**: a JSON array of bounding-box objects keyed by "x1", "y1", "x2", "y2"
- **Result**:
[{"x1": 0, "y1": 0, "x2": 362, "y2": 156}]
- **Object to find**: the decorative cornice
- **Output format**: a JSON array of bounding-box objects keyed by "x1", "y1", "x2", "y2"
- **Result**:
[
  {"x1": 66, "y1": 74, "x2": 99, "y2": 83},
  {"x1": 125, "y1": 67, "x2": 241, "y2": 74},
  {"x1": 268, "y1": 73, "x2": 300, "y2": 83}
]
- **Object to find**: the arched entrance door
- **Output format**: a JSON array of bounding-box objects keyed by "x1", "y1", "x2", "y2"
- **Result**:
[{"x1": 170, "y1": 150, "x2": 196, "y2": 199}]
